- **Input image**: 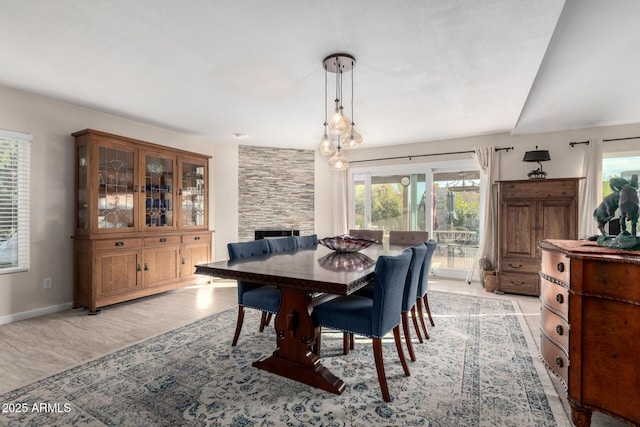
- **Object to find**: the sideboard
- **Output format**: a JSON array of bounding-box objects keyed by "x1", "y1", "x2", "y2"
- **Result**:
[{"x1": 539, "y1": 239, "x2": 640, "y2": 427}]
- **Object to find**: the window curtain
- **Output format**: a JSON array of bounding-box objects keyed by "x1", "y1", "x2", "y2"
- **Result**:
[
  {"x1": 332, "y1": 170, "x2": 348, "y2": 235},
  {"x1": 578, "y1": 138, "x2": 603, "y2": 239},
  {"x1": 466, "y1": 146, "x2": 497, "y2": 284}
]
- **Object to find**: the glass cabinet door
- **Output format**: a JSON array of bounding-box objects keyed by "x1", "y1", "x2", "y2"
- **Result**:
[
  {"x1": 77, "y1": 143, "x2": 89, "y2": 231},
  {"x1": 180, "y1": 160, "x2": 206, "y2": 228},
  {"x1": 144, "y1": 153, "x2": 174, "y2": 228},
  {"x1": 98, "y1": 145, "x2": 135, "y2": 230}
]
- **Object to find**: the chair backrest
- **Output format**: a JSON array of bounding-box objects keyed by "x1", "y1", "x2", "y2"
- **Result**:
[
  {"x1": 349, "y1": 229, "x2": 383, "y2": 243},
  {"x1": 227, "y1": 239, "x2": 271, "y2": 261},
  {"x1": 417, "y1": 240, "x2": 438, "y2": 297},
  {"x1": 389, "y1": 230, "x2": 429, "y2": 246},
  {"x1": 371, "y1": 250, "x2": 412, "y2": 337},
  {"x1": 401, "y1": 244, "x2": 428, "y2": 311},
  {"x1": 294, "y1": 234, "x2": 318, "y2": 249},
  {"x1": 266, "y1": 236, "x2": 297, "y2": 253}
]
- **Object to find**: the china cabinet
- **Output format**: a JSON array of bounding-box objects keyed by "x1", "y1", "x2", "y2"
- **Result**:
[
  {"x1": 497, "y1": 178, "x2": 580, "y2": 295},
  {"x1": 73, "y1": 129, "x2": 212, "y2": 313},
  {"x1": 540, "y1": 240, "x2": 640, "y2": 427}
]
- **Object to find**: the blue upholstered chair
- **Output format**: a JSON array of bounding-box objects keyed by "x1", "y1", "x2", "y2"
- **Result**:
[
  {"x1": 400, "y1": 244, "x2": 428, "y2": 361},
  {"x1": 416, "y1": 240, "x2": 438, "y2": 339},
  {"x1": 313, "y1": 251, "x2": 413, "y2": 402},
  {"x1": 266, "y1": 236, "x2": 298, "y2": 253},
  {"x1": 227, "y1": 240, "x2": 280, "y2": 346},
  {"x1": 294, "y1": 234, "x2": 318, "y2": 249}
]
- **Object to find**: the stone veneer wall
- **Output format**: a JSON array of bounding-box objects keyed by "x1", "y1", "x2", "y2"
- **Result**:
[{"x1": 238, "y1": 145, "x2": 314, "y2": 242}]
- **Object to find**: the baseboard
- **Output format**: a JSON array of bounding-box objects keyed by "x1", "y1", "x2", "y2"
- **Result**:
[{"x1": 0, "y1": 301, "x2": 74, "y2": 325}]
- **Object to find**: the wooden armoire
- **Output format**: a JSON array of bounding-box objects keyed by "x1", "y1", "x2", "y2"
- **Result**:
[{"x1": 497, "y1": 178, "x2": 581, "y2": 295}]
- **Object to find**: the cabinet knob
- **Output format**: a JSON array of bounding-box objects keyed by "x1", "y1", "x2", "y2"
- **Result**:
[
  {"x1": 160, "y1": 238, "x2": 167, "y2": 243},
  {"x1": 194, "y1": 236, "x2": 200, "y2": 240},
  {"x1": 181, "y1": 257, "x2": 186, "y2": 265},
  {"x1": 555, "y1": 357, "x2": 564, "y2": 368},
  {"x1": 136, "y1": 264, "x2": 141, "y2": 271},
  {"x1": 557, "y1": 262, "x2": 565, "y2": 272},
  {"x1": 115, "y1": 241, "x2": 124, "y2": 247},
  {"x1": 144, "y1": 263, "x2": 149, "y2": 271},
  {"x1": 556, "y1": 294, "x2": 564, "y2": 304},
  {"x1": 556, "y1": 325, "x2": 564, "y2": 335}
]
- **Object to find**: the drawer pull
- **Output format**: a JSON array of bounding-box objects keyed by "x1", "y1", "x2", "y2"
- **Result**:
[
  {"x1": 160, "y1": 238, "x2": 167, "y2": 243},
  {"x1": 508, "y1": 263, "x2": 523, "y2": 268},
  {"x1": 115, "y1": 241, "x2": 124, "y2": 247},
  {"x1": 510, "y1": 280, "x2": 526, "y2": 286},
  {"x1": 556, "y1": 325, "x2": 564, "y2": 335},
  {"x1": 194, "y1": 236, "x2": 200, "y2": 240},
  {"x1": 556, "y1": 294, "x2": 564, "y2": 304},
  {"x1": 557, "y1": 262, "x2": 565, "y2": 272},
  {"x1": 555, "y1": 357, "x2": 564, "y2": 368}
]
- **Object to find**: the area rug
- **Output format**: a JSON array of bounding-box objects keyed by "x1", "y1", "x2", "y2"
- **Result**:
[{"x1": 0, "y1": 291, "x2": 569, "y2": 427}]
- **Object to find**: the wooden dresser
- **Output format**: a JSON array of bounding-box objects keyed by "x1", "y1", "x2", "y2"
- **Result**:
[
  {"x1": 497, "y1": 178, "x2": 580, "y2": 296},
  {"x1": 540, "y1": 239, "x2": 640, "y2": 427}
]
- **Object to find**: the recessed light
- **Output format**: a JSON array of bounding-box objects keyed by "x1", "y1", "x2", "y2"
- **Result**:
[{"x1": 233, "y1": 133, "x2": 248, "y2": 139}]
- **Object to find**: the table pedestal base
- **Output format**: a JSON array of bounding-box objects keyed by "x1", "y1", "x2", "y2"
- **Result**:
[{"x1": 253, "y1": 355, "x2": 345, "y2": 395}]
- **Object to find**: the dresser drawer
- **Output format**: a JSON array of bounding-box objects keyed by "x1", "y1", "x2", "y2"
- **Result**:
[
  {"x1": 541, "y1": 250, "x2": 570, "y2": 284},
  {"x1": 540, "y1": 278, "x2": 569, "y2": 319},
  {"x1": 540, "y1": 335, "x2": 568, "y2": 387},
  {"x1": 541, "y1": 307, "x2": 569, "y2": 354},
  {"x1": 143, "y1": 235, "x2": 182, "y2": 247},
  {"x1": 501, "y1": 258, "x2": 540, "y2": 274},
  {"x1": 94, "y1": 238, "x2": 141, "y2": 251},
  {"x1": 182, "y1": 233, "x2": 211, "y2": 244},
  {"x1": 498, "y1": 271, "x2": 539, "y2": 295}
]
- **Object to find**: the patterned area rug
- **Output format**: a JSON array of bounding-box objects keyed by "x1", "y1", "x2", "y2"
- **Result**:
[{"x1": 0, "y1": 291, "x2": 569, "y2": 426}]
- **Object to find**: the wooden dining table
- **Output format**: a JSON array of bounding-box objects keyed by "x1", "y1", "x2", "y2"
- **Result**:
[{"x1": 194, "y1": 243, "x2": 405, "y2": 395}]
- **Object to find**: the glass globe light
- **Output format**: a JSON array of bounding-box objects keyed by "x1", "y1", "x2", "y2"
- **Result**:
[
  {"x1": 342, "y1": 126, "x2": 363, "y2": 150},
  {"x1": 318, "y1": 128, "x2": 335, "y2": 155},
  {"x1": 329, "y1": 148, "x2": 349, "y2": 170},
  {"x1": 328, "y1": 101, "x2": 351, "y2": 136}
]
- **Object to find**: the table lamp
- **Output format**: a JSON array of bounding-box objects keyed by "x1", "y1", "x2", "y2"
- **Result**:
[{"x1": 523, "y1": 146, "x2": 551, "y2": 179}]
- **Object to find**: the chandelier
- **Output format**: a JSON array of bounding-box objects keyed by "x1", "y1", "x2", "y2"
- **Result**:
[{"x1": 318, "y1": 53, "x2": 363, "y2": 170}]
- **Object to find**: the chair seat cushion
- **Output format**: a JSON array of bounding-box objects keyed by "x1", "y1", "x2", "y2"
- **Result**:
[
  {"x1": 313, "y1": 295, "x2": 374, "y2": 337},
  {"x1": 242, "y1": 285, "x2": 281, "y2": 313}
]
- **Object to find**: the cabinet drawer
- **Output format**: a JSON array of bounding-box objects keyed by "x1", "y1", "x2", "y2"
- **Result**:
[
  {"x1": 501, "y1": 180, "x2": 577, "y2": 200},
  {"x1": 541, "y1": 308, "x2": 569, "y2": 354},
  {"x1": 182, "y1": 233, "x2": 211, "y2": 244},
  {"x1": 95, "y1": 238, "x2": 141, "y2": 251},
  {"x1": 143, "y1": 235, "x2": 182, "y2": 247},
  {"x1": 540, "y1": 278, "x2": 569, "y2": 319},
  {"x1": 501, "y1": 258, "x2": 540, "y2": 274},
  {"x1": 540, "y1": 335, "x2": 568, "y2": 387},
  {"x1": 541, "y1": 250, "x2": 570, "y2": 284},
  {"x1": 498, "y1": 271, "x2": 539, "y2": 295}
]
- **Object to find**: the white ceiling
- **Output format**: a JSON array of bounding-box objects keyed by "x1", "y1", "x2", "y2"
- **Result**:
[{"x1": 1, "y1": 0, "x2": 639, "y2": 149}]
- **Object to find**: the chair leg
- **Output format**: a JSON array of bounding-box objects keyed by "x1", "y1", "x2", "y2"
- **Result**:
[
  {"x1": 372, "y1": 337, "x2": 391, "y2": 402},
  {"x1": 416, "y1": 297, "x2": 430, "y2": 340},
  {"x1": 350, "y1": 333, "x2": 354, "y2": 350},
  {"x1": 401, "y1": 311, "x2": 417, "y2": 362},
  {"x1": 342, "y1": 332, "x2": 350, "y2": 355},
  {"x1": 424, "y1": 294, "x2": 435, "y2": 326},
  {"x1": 411, "y1": 306, "x2": 424, "y2": 343},
  {"x1": 232, "y1": 306, "x2": 245, "y2": 346},
  {"x1": 393, "y1": 325, "x2": 411, "y2": 377},
  {"x1": 259, "y1": 311, "x2": 269, "y2": 332},
  {"x1": 265, "y1": 312, "x2": 273, "y2": 326}
]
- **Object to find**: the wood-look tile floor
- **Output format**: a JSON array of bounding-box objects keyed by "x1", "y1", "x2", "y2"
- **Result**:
[{"x1": 0, "y1": 278, "x2": 625, "y2": 426}]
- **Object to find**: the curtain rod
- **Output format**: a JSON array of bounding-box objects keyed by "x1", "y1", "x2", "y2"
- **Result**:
[
  {"x1": 569, "y1": 136, "x2": 640, "y2": 147},
  {"x1": 349, "y1": 146, "x2": 513, "y2": 165}
]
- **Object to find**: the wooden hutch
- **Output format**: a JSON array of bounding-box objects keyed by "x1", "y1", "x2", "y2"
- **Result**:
[{"x1": 73, "y1": 129, "x2": 212, "y2": 313}]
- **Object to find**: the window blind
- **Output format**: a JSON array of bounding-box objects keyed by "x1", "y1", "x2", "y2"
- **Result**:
[{"x1": 0, "y1": 129, "x2": 31, "y2": 274}]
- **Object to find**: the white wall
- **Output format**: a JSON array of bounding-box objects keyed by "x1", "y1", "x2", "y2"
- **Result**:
[{"x1": 0, "y1": 85, "x2": 216, "y2": 322}]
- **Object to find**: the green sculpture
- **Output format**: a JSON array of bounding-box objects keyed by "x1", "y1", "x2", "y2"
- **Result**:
[{"x1": 595, "y1": 174, "x2": 640, "y2": 249}]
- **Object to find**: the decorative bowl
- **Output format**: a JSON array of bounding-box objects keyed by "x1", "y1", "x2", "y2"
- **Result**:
[
  {"x1": 147, "y1": 162, "x2": 165, "y2": 175},
  {"x1": 318, "y1": 234, "x2": 378, "y2": 253},
  {"x1": 317, "y1": 252, "x2": 375, "y2": 272}
]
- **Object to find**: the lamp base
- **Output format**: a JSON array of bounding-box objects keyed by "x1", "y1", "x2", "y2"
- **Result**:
[{"x1": 527, "y1": 168, "x2": 547, "y2": 179}]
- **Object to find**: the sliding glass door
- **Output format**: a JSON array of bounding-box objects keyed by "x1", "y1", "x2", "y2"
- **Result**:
[{"x1": 350, "y1": 160, "x2": 480, "y2": 279}]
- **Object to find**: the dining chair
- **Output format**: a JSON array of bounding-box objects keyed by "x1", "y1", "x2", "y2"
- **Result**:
[
  {"x1": 266, "y1": 235, "x2": 298, "y2": 253},
  {"x1": 388, "y1": 230, "x2": 429, "y2": 246},
  {"x1": 227, "y1": 240, "x2": 280, "y2": 346},
  {"x1": 399, "y1": 243, "x2": 428, "y2": 361},
  {"x1": 313, "y1": 250, "x2": 413, "y2": 402},
  {"x1": 294, "y1": 234, "x2": 318, "y2": 249},
  {"x1": 348, "y1": 229, "x2": 383, "y2": 243},
  {"x1": 416, "y1": 239, "x2": 438, "y2": 339}
]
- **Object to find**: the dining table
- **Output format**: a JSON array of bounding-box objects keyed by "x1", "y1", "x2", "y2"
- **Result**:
[{"x1": 194, "y1": 243, "x2": 405, "y2": 395}]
